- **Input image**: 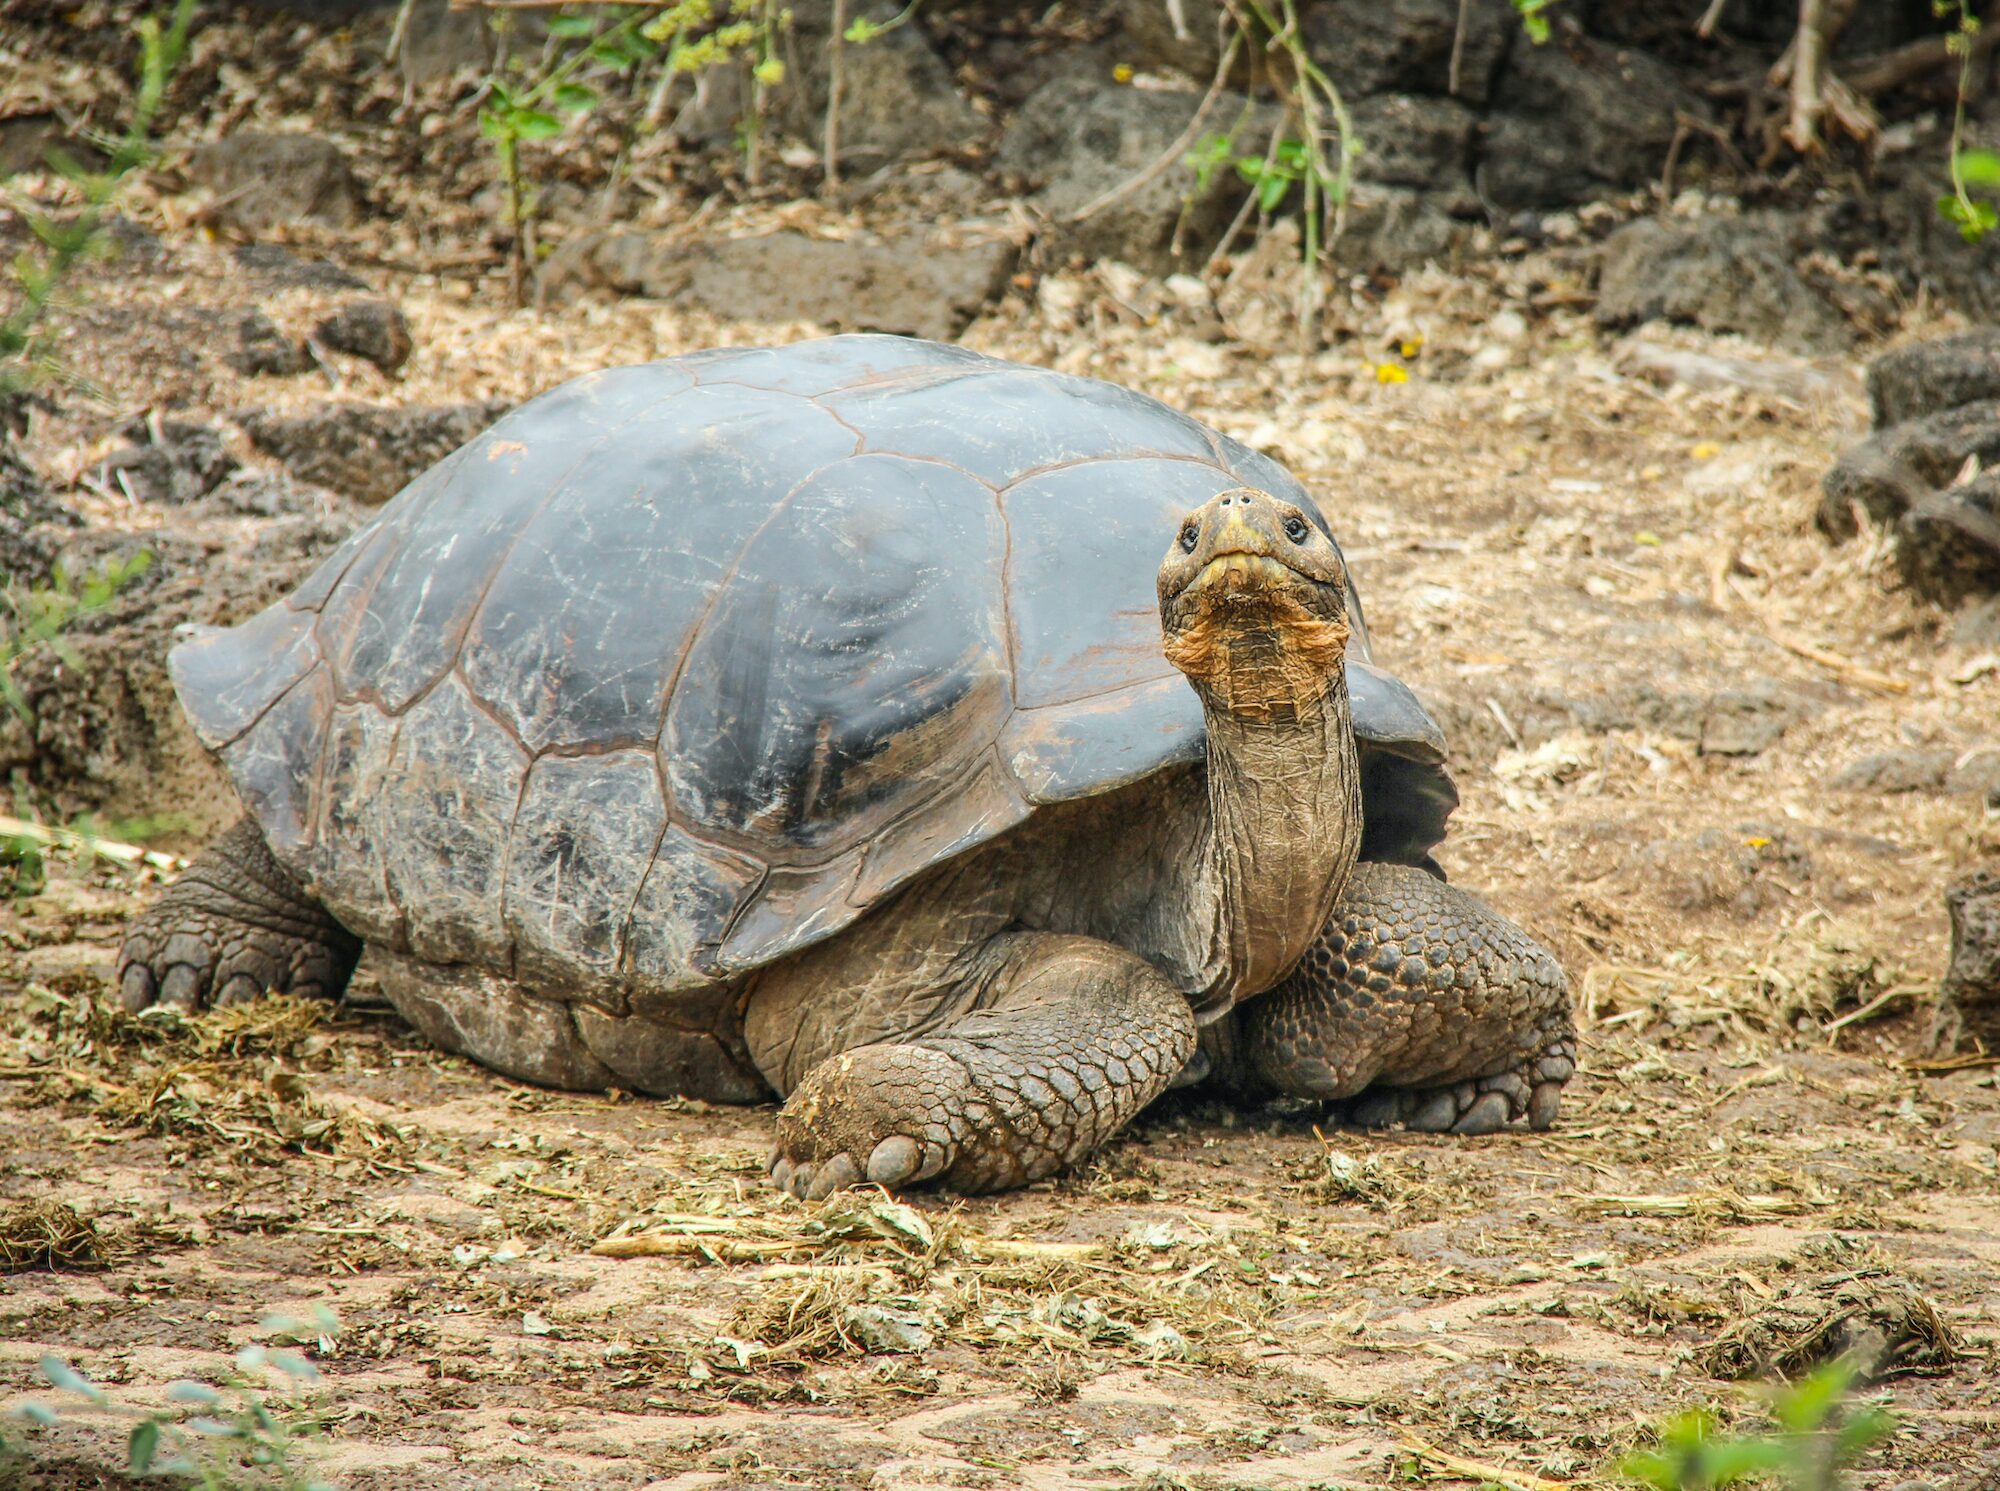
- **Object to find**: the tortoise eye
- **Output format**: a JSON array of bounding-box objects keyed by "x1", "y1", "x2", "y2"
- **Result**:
[
  {"x1": 1179, "y1": 523, "x2": 1199, "y2": 553},
  {"x1": 1283, "y1": 515, "x2": 1310, "y2": 544}
]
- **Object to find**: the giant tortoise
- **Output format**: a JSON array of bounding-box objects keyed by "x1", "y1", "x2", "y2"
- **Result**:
[{"x1": 119, "y1": 334, "x2": 1574, "y2": 1197}]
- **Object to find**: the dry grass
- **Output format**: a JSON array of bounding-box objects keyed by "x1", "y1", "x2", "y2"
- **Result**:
[{"x1": 0, "y1": 1200, "x2": 99, "y2": 1272}]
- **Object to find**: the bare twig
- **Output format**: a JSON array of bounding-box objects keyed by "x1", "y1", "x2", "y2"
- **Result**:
[
  {"x1": 1696, "y1": 0, "x2": 1730, "y2": 39},
  {"x1": 1398, "y1": 1436, "x2": 1572, "y2": 1491},
  {"x1": 1847, "y1": 25, "x2": 2000, "y2": 95},
  {"x1": 0, "y1": 814, "x2": 187, "y2": 872},
  {"x1": 1069, "y1": 25, "x2": 1244, "y2": 223},
  {"x1": 1449, "y1": 0, "x2": 1472, "y2": 96},
  {"x1": 824, "y1": 0, "x2": 847, "y2": 191}
]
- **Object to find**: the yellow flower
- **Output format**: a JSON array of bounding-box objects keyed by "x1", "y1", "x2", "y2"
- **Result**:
[
  {"x1": 1398, "y1": 336, "x2": 1424, "y2": 358},
  {"x1": 1691, "y1": 441, "x2": 1721, "y2": 460},
  {"x1": 1375, "y1": 364, "x2": 1409, "y2": 385},
  {"x1": 1112, "y1": 63, "x2": 1135, "y2": 83}
]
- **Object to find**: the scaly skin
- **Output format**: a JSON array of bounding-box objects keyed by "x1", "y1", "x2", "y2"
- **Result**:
[
  {"x1": 1210, "y1": 860, "x2": 1575, "y2": 1133},
  {"x1": 115, "y1": 818, "x2": 359, "y2": 1011},
  {"x1": 769, "y1": 933, "x2": 1196, "y2": 1198}
]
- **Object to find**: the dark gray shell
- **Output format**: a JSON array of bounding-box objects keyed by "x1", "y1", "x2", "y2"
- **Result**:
[{"x1": 173, "y1": 335, "x2": 1453, "y2": 1005}]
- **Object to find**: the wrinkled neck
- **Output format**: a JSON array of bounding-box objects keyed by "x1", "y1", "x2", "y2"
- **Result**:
[{"x1": 1193, "y1": 675, "x2": 1361, "y2": 1005}]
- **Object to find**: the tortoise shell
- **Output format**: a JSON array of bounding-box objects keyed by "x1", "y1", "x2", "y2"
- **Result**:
[{"x1": 172, "y1": 335, "x2": 1454, "y2": 1006}]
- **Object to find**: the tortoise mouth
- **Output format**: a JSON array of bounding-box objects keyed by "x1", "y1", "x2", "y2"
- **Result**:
[{"x1": 1166, "y1": 547, "x2": 1342, "y2": 619}]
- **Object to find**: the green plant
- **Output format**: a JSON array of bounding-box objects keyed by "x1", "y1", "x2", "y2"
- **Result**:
[
  {"x1": 0, "y1": 0, "x2": 197, "y2": 395},
  {"x1": 1937, "y1": 2, "x2": 1997, "y2": 243},
  {"x1": 4, "y1": 1308, "x2": 342, "y2": 1487},
  {"x1": 1619, "y1": 1359, "x2": 1896, "y2": 1491},
  {"x1": 2, "y1": 809, "x2": 193, "y2": 897},
  {"x1": 1511, "y1": 0, "x2": 1562, "y2": 44},
  {"x1": 0, "y1": 549, "x2": 152, "y2": 724},
  {"x1": 475, "y1": 1, "x2": 785, "y2": 303},
  {"x1": 480, "y1": 6, "x2": 658, "y2": 306},
  {"x1": 1184, "y1": 0, "x2": 1355, "y2": 345}
]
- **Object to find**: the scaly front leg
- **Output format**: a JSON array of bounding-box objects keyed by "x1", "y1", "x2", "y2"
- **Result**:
[
  {"x1": 1211, "y1": 861, "x2": 1575, "y2": 1134},
  {"x1": 759, "y1": 932, "x2": 1196, "y2": 1198}
]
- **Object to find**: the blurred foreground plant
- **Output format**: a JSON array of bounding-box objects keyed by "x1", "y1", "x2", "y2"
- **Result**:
[
  {"x1": 0, "y1": 1307, "x2": 342, "y2": 1488},
  {"x1": 0, "y1": 0, "x2": 197, "y2": 396},
  {"x1": 1619, "y1": 1359, "x2": 1896, "y2": 1491}
]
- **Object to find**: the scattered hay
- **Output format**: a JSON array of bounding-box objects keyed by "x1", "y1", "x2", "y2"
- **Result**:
[
  {"x1": 722, "y1": 1273, "x2": 937, "y2": 1366},
  {"x1": 41, "y1": 1062, "x2": 407, "y2": 1164},
  {"x1": 0, "y1": 1198, "x2": 99, "y2": 1271},
  {"x1": 1698, "y1": 1270, "x2": 1963, "y2": 1380},
  {"x1": 1569, "y1": 1189, "x2": 1831, "y2": 1224},
  {"x1": 87, "y1": 993, "x2": 332, "y2": 1060},
  {"x1": 594, "y1": 1195, "x2": 950, "y2": 1265}
]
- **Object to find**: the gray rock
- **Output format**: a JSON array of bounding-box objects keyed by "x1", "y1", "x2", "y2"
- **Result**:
[
  {"x1": 1898, "y1": 470, "x2": 2000, "y2": 607},
  {"x1": 1868, "y1": 330, "x2": 2000, "y2": 427},
  {"x1": 820, "y1": 3, "x2": 984, "y2": 163},
  {"x1": 1697, "y1": 685, "x2": 1798, "y2": 757},
  {"x1": 1831, "y1": 750, "x2": 1956, "y2": 794},
  {"x1": 90, "y1": 420, "x2": 238, "y2": 506},
  {"x1": 395, "y1": 0, "x2": 494, "y2": 84},
  {"x1": 669, "y1": 3, "x2": 981, "y2": 163},
  {"x1": 232, "y1": 243, "x2": 369, "y2": 293},
  {"x1": 1116, "y1": 0, "x2": 1229, "y2": 79},
  {"x1": 314, "y1": 299, "x2": 413, "y2": 373},
  {"x1": 225, "y1": 311, "x2": 311, "y2": 378},
  {"x1": 1817, "y1": 401, "x2": 2000, "y2": 538},
  {"x1": 1942, "y1": 871, "x2": 2000, "y2": 1051},
  {"x1": 1350, "y1": 94, "x2": 1477, "y2": 206},
  {"x1": 1, "y1": 445, "x2": 69, "y2": 588},
  {"x1": 1481, "y1": 28, "x2": 1702, "y2": 210},
  {"x1": 1595, "y1": 217, "x2": 1855, "y2": 356},
  {"x1": 542, "y1": 228, "x2": 1012, "y2": 342},
  {"x1": 998, "y1": 73, "x2": 1276, "y2": 272},
  {"x1": 1334, "y1": 183, "x2": 1467, "y2": 272},
  {"x1": 235, "y1": 401, "x2": 510, "y2": 506},
  {"x1": 1302, "y1": 0, "x2": 1513, "y2": 106},
  {"x1": 0, "y1": 112, "x2": 99, "y2": 179},
  {"x1": 189, "y1": 132, "x2": 364, "y2": 230}
]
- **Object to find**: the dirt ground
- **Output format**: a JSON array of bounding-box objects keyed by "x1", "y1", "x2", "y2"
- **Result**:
[{"x1": 5, "y1": 9, "x2": 2000, "y2": 1491}]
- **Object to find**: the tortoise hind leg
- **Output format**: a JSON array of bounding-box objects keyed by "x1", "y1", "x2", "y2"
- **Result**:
[
  {"x1": 374, "y1": 951, "x2": 770, "y2": 1102},
  {"x1": 754, "y1": 931, "x2": 1197, "y2": 1198},
  {"x1": 117, "y1": 817, "x2": 360, "y2": 1011},
  {"x1": 1217, "y1": 860, "x2": 1576, "y2": 1133}
]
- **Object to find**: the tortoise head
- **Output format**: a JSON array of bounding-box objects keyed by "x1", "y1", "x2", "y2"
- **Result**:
[{"x1": 1156, "y1": 486, "x2": 1350, "y2": 722}]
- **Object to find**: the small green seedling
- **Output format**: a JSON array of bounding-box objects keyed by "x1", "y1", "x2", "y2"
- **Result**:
[
  {"x1": 1, "y1": 0, "x2": 196, "y2": 396},
  {"x1": 1619, "y1": 1359, "x2": 1896, "y2": 1491},
  {"x1": 4, "y1": 1308, "x2": 342, "y2": 1488},
  {"x1": 0, "y1": 549, "x2": 153, "y2": 725},
  {"x1": 1512, "y1": 0, "x2": 1562, "y2": 44},
  {"x1": 1935, "y1": 3, "x2": 1994, "y2": 243}
]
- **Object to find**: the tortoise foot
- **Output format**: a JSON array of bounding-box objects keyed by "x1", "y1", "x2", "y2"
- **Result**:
[
  {"x1": 116, "y1": 819, "x2": 359, "y2": 1012},
  {"x1": 770, "y1": 1044, "x2": 968, "y2": 1199},
  {"x1": 1343, "y1": 1033, "x2": 1576, "y2": 1135},
  {"x1": 764, "y1": 932, "x2": 1196, "y2": 1199}
]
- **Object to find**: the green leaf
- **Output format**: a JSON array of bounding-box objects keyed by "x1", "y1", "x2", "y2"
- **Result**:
[
  {"x1": 552, "y1": 82, "x2": 598, "y2": 113},
  {"x1": 128, "y1": 1420, "x2": 161, "y2": 1473},
  {"x1": 40, "y1": 1356, "x2": 105, "y2": 1404},
  {"x1": 845, "y1": 19, "x2": 884, "y2": 42},
  {"x1": 1257, "y1": 173, "x2": 1292, "y2": 213},
  {"x1": 546, "y1": 14, "x2": 596, "y2": 37},
  {"x1": 512, "y1": 110, "x2": 564, "y2": 140},
  {"x1": 166, "y1": 1381, "x2": 220, "y2": 1405},
  {"x1": 266, "y1": 1349, "x2": 320, "y2": 1381},
  {"x1": 16, "y1": 1401, "x2": 58, "y2": 1427},
  {"x1": 1958, "y1": 148, "x2": 2000, "y2": 188}
]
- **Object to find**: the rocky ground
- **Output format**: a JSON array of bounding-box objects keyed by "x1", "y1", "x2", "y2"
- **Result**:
[{"x1": 4, "y1": 2, "x2": 2000, "y2": 1488}]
